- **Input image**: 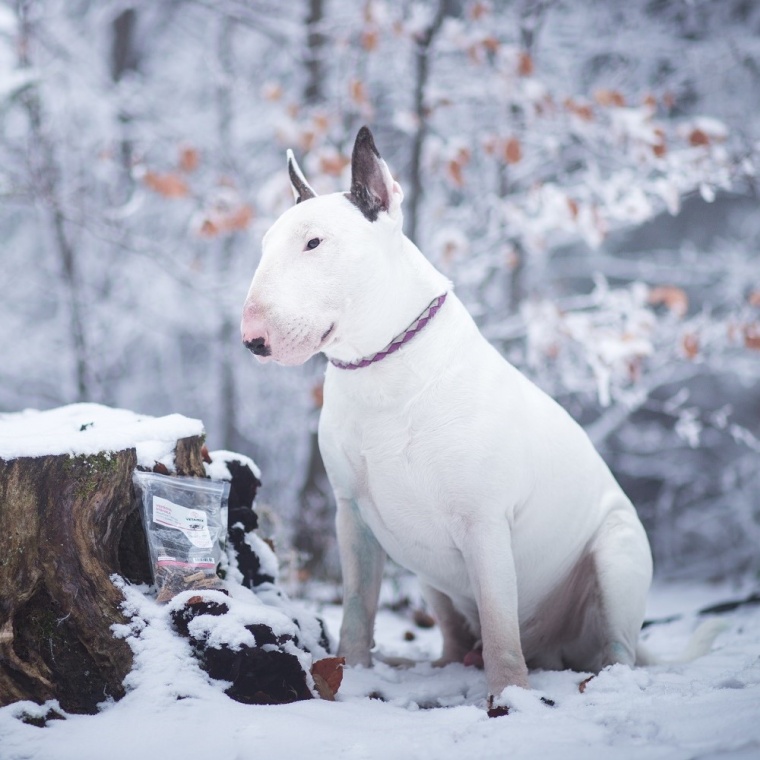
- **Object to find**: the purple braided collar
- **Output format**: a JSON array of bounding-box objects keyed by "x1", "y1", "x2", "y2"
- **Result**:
[{"x1": 329, "y1": 292, "x2": 448, "y2": 370}]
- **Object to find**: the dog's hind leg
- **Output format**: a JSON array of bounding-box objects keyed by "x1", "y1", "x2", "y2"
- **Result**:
[
  {"x1": 570, "y1": 507, "x2": 652, "y2": 672},
  {"x1": 420, "y1": 583, "x2": 478, "y2": 666}
]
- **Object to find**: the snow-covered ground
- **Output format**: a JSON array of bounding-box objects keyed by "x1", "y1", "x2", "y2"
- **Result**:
[{"x1": 1, "y1": 580, "x2": 758, "y2": 760}]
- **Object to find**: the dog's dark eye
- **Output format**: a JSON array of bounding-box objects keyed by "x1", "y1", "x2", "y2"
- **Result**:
[{"x1": 306, "y1": 237, "x2": 321, "y2": 250}]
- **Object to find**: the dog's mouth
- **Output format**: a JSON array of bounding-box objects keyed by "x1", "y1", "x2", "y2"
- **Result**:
[{"x1": 319, "y1": 323, "x2": 336, "y2": 349}]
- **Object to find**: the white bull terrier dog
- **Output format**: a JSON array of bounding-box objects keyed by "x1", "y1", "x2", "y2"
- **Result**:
[{"x1": 241, "y1": 126, "x2": 657, "y2": 711}]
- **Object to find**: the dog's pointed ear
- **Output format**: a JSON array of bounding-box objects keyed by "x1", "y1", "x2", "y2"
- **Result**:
[
  {"x1": 287, "y1": 149, "x2": 317, "y2": 204},
  {"x1": 347, "y1": 126, "x2": 403, "y2": 222}
]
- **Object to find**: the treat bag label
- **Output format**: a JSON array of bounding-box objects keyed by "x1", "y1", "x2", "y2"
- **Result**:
[{"x1": 152, "y1": 495, "x2": 213, "y2": 548}]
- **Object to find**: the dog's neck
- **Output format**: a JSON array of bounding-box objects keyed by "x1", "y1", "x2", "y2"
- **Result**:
[
  {"x1": 323, "y1": 234, "x2": 450, "y2": 366},
  {"x1": 329, "y1": 292, "x2": 448, "y2": 370}
]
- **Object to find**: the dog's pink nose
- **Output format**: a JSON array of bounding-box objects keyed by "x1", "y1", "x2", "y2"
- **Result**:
[{"x1": 241, "y1": 309, "x2": 271, "y2": 357}]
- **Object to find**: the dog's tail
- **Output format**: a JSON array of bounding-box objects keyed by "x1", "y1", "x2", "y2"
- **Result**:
[{"x1": 635, "y1": 618, "x2": 728, "y2": 666}]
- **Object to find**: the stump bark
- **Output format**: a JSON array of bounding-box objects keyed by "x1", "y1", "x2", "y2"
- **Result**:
[{"x1": 0, "y1": 435, "x2": 206, "y2": 713}]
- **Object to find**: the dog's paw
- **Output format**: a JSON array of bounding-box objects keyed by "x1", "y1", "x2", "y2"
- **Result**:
[
  {"x1": 337, "y1": 645, "x2": 373, "y2": 669},
  {"x1": 487, "y1": 686, "x2": 557, "y2": 717}
]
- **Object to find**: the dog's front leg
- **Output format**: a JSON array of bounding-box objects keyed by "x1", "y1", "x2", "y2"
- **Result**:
[
  {"x1": 336, "y1": 498, "x2": 386, "y2": 667},
  {"x1": 460, "y1": 520, "x2": 529, "y2": 698}
]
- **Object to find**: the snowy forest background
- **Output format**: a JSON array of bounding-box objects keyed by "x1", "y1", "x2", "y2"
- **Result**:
[{"x1": 1, "y1": 0, "x2": 758, "y2": 585}]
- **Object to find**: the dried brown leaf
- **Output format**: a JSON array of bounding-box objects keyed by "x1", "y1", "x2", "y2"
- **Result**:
[
  {"x1": 179, "y1": 146, "x2": 200, "y2": 173},
  {"x1": 689, "y1": 128, "x2": 710, "y2": 147},
  {"x1": 469, "y1": 1, "x2": 489, "y2": 21},
  {"x1": 319, "y1": 153, "x2": 350, "y2": 177},
  {"x1": 594, "y1": 88, "x2": 626, "y2": 107},
  {"x1": 579, "y1": 675, "x2": 595, "y2": 693},
  {"x1": 648, "y1": 286, "x2": 688, "y2": 317},
  {"x1": 503, "y1": 136, "x2": 522, "y2": 164},
  {"x1": 682, "y1": 333, "x2": 700, "y2": 360},
  {"x1": 362, "y1": 28, "x2": 379, "y2": 51},
  {"x1": 743, "y1": 323, "x2": 760, "y2": 350},
  {"x1": 517, "y1": 50, "x2": 533, "y2": 77},
  {"x1": 143, "y1": 171, "x2": 190, "y2": 198},
  {"x1": 564, "y1": 98, "x2": 594, "y2": 122},
  {"x1": 312, "y1": 657, "x2": 345, "y2": 700}
]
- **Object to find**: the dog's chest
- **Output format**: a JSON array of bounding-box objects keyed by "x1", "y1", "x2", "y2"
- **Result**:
[{"x1": 323, "y1": 398, "x2": 476, "y2": 592}]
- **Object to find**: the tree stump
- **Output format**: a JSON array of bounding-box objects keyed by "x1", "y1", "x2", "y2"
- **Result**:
[
  {"x1": 0, "y1": 404, "x2": 336, "y2": 716},
  {"x1": 0, "y1": 432, "x2": 207, "y2": 713}
]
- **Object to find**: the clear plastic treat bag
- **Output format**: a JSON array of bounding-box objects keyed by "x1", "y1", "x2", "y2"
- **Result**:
[{"x1": 132, "y1": 471, "x2": 230, "y2": 603}]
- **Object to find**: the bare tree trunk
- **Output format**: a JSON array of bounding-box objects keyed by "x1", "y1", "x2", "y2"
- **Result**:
[
  {"x1": 16, "y1": 1, "x2": 90, "y2": 401},
  {"x1": 406, "y1": 0, "x2": 454, "y2": 246},
  {"x1": 111, "y1": 7, "x2": 140, "y2": 196},
  {"x1": 215, "y1": 16, "x2": 241, "y2": 451},
  {"x1": 503, "y1": 0, "x2": 554, "y2": 313},
  {"x1": 304, "y1": 0, "x2": 325, "y2": 104}
]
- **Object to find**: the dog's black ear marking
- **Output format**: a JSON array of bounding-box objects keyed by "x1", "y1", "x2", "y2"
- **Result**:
[
  {"x1": 287, "y1": 149, "x2": 317, "y2": 204},
  {"x1": 346, "y1": 126, "x2": 390, "y2": 222}
]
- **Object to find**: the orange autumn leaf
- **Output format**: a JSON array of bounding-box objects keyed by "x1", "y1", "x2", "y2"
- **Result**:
[
  {"x1": 179, "y1": 146, "x2": 200, "y2": 173},
  {"x1": 594, "y1": 89, "x2": 626, "y2": 107},
  {"x1": 689, "y1": 128, "x2": 710, "y2": 147},
  {"x1": 648, "y1": 285, "x2": 688, "y2": 317},
  {"x1": 143, "y1": 171, "x2": 190, "y2": 198},
  {"x1": 567, "y1": 197, "x2": 579, "y2": 219},
  {"x1": 744, "y1": 323, "x2": 760, "y2": 350},
  {"x1": 198, "y1": 218, "x2": 220, "y2": 237},
  {"x1": 361, "y1": 28, "x2": 379, "y2": 51},
  {"x1": 313, "y1": 113, "x2": 330, "y2": 133},
  {"x1": 350, "y1": 78, "x2": 368, "y2": 106},
  {"x1": 298, "y1": 129, "x2": 317, "y2": 152},
  {"x1": 748, "y1": 290, "x2": 760, "y2": 307},
  {"x1": 564, "y1": 98, "x2": 594, "y2": 122},
  {"x1": 224, "y1": 204, "x2": 254, "y2": 232},
  {"x1": 319, "y1": 153, "x2": 350, "y2": 176},
  {"x1": 517, "y1": 50, "x2": 533, "y2": 77},
  {"x1": 311, "y1": 657, "x2": 345, "y2": 700},
  {"x1": 311, "y1": 381, "x2": 324, "y2": 409},
  {"x1": 579, "y1": 675, "x2": 595, "y2": 693},
  {"x1": 469, "y1": 1, "x2": 489, "y2": 20},
  {"x1": 482, "y1": 35, "x2": 500, "y2": 54},
  {"x1": 503, "y1": 136, "x2": 522, "y2": 164},
  {"x1": 642, "y1": 93, "x2": 657, "y2": 110},
  {"x1": 446, "y1": 145, "x2": 471, "y2": 186},
  {"x1": 682, "y1": 333, "x2": 700, "y2": 360},
  {"x1": 447, "y1": 159, "x2": 465, "y2": 187},
  {"x1": 197, "y1": 203, "x2": 254, "y2": 238},
  {"x1": 652, "y1": 127, "x2": 667, "y2": 157},
  {"x1": 261, "y1": 82, "x2": 283, "y2": 101}
]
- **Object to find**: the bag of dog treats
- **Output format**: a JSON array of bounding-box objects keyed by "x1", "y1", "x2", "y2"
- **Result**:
[{"x1": 132, "y1": 471, "x2": 230, "y2": 603}]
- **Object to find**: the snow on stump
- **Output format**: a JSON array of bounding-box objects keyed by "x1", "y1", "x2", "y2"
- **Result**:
[{"x1": 0, "y1": 403, "x2": 336, "y2": 716}]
